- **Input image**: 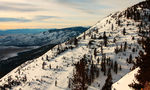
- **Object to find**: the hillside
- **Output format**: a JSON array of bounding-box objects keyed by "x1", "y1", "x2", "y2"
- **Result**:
[{"x1": 0, "y1": 0, "x2": 150, "y2": 90}]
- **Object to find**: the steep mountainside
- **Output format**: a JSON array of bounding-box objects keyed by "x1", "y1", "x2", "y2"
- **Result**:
[{"x1": 0, "y1": 1, "x2": 150, "y2": 90}]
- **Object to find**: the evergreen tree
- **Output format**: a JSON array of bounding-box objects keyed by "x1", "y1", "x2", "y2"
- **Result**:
[
  {"x1": 103, "y1": 31, "x2": 108, "y2": 46},
  {"x1": 129, "y1": 54, "x2": 132, "y2": 63},
  {"x1": 68, "y1": 78, "x2": 71, "y2": 88},
  {"x1": 119, "y1": 65, "x2": 122, "y2": 71},
  {"x1": 117, "y1": 20, "x2": 121, "y2": 26},
  {"x1": 103, "y1": 64, "x2": 106, "y2": 76},
  {"x1": 111, "y1": 24, "x2": 114, "y2": 31},
  {"x1": 97, "y1": 57, "x2": 100, "y2": 64},
  {"x1": 102, "y1": 69, "x2": 113, "y2": 90},
  {"x1": 124, "y1": 42, "x2": 127, "y2": 51},
  {"x1": 115, "y1": 45, "x2": 119, "y2": 54},
  {"x1": 83, "y1": 32, "x2": 86, "y2": 39},
  {"x1": 49, "y1": 64, "x2": 51, "y2": 69},
  {"x1": 74, "y1": 38, "x2": 78, "y2": 46},
  {"x1": 101, "y1": 44, "x2": 103, "y2": 55},
  {"x1": 55, "y1": 80, "x2": 57, "y2": 86},
  {"x1": 123, "y1": 28, "x2": 126, "y2": 35},
  {"x1": 114, "y1": 61, "x2": 118, "y2": 74},
  {"x1": 113, "y1": 37, "x2": 116, "y2": 43},
  {"x1": 42, "y1": 62, "x2": 46, "y2": 69},
  {"x1": 71, "y1": 58, "x2": 88, "y2": 90},
  {"x1": 46, "y1": 55, "x2": 48, "y2": 61},
  {"x1": 94, "y1": 48, "x2": 97, "y2": 58}
]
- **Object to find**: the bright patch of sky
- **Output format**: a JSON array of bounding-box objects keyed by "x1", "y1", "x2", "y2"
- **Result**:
[{"x1": 0, "y1": 0, "x2": 144, "y2": 30}]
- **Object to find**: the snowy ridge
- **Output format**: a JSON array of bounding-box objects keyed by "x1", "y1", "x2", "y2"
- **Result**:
[{"x1": 0, "y1": 1, "x2": 149, "y2": 90}]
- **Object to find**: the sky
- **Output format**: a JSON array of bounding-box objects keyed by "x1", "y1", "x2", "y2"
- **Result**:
[{"x1": 0, "y1": 0, "x2": 144, "y2": 30}]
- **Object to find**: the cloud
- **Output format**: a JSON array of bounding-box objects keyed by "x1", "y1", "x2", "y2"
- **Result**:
[
  {"x1": 0, "y1": 1, "x2": 35, "y2": 7},
  {"x1": 0, "y1": 15, "x2": 60, "y2": 23},
  {"x1": 0, "y1": 0, "x2": 145, "y2": 29},
  {"x1": 53, "y1": 0, "x2": 144, "y2": 14},
  {"x1": 0, "y1": 17, "x2": 31, "y2": 22},
  {"x1": 53, "y1": 0, "x2": 103, "y2": 14},
  {"x1": 0, "y1": 1, "x2": 45, "y2": 12},
  {"x1": 34, "y1": 15, "x2": 60, "y2": 20}
]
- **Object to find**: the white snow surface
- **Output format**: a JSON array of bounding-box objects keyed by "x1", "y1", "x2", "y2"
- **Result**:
[
  {"x1": 112, "y1": 68, "x2": 139, "y2": 90},
  {"x1": 0, "y1": 11, "x2": 144, "y2": 90}
]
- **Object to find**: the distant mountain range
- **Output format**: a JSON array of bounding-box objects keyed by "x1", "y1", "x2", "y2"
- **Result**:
[
  {"x1": 0, "y1": 27, "x2": 89, "y2": 46},
  {"x1": 0, "y1": 29, "x2": 52, "y2": 35}
]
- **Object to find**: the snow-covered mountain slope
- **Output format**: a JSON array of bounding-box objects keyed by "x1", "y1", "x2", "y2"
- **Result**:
[
  {"x1": 0, "y1": 27, "x2": 88, "y2": 46},
  {"x1": 0, "y1": 1, "x2": 150, "y2": 90},
  {"x1": 112, "y1": 68, "x2": 139, "y2": 90}
]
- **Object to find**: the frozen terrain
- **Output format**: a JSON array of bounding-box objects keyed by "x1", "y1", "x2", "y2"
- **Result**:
[
  {"x1": 0, "y1": 27, "x2": 88, "y2": 46},
  {"x1": 0, "y1": 1, "x2": 150, "y2": 90}
]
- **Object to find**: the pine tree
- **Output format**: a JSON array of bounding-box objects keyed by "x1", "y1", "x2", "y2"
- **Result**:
[
  {"x1": 74, "y1": 38, "x2": 78, "y2": 46},
  {"x1": 101, "y1": 44, "x2": 103, "y2": 55},
  {"x1": 49, "y1": 64, "x2": 51, "y2": 69},
  {"x1": 124, "y1": 42, "x2": 127, "y2": 51},
  {"x1": 111, "y1": 24, "x2": 114, "y2": 31},
  {"x1": 97, "y1": 57, "x2": 100, "y2": 64},
  {"x1": 129, "y1": 54, "x2": 132, "y2": 63},
  {"x1": 42, "y1": 57, "x2": 44, "y2": 60},
  {"x1": 115, "y1": 45, "x2": 119, "y2": 54},
  {"x1": 42, "y1": 62, "x2": 46, "y2": 69},
  {"x1": 71, "y1": 58, "x2": 88, "y2": 90},
  {"x1": 113, "y1": 37, "x2": 116, "y2": 43},
  {"x1": 83, "y1": 32, "x2": 86, "y2": 39},
  {"x1": 94, "y1": 48, "x2": 97, "y2": 58},
  {"x1": 102, "y1": 69, "x2": 113, "y2": 90},
  {"x1": 123, "y1": 28, "x2": 126, "y2": 35},
  {"x1": 114, "y1": 61, "x2": 118, "y2": 74},
  {"x1": 55, "y1": 80, "x2": 57, "y2": 86},
  {"x1": 46, "y1": 55, "x2": 48, "y2": 61},
  {"x1": 103, "y1": 64, "x2": 106, "y2": 76},
  {"x1": 126, "y1": 58, "x2": 129, "y2": 63},
  {"x1": 68, "y1": 78, "x2": 71, "y2": 88},
  {"x1": 118, "y1": 20, "x2": 121, "y2": 26},
  {"x1": 103, "y1": 31, "x2": 108, "y2": 46},
  {"x1": 119, "y1": 65, "x2": 122, "y2": 71}
]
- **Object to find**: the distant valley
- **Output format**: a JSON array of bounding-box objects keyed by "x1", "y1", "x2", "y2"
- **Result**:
[{"x1": 0, "y1": 26, "x2": 89, "y2": 60}]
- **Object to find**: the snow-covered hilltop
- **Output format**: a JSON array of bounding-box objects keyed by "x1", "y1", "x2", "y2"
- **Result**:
[{"x1": 0, "y1": 0, "x2": 150, "y2": 90}]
